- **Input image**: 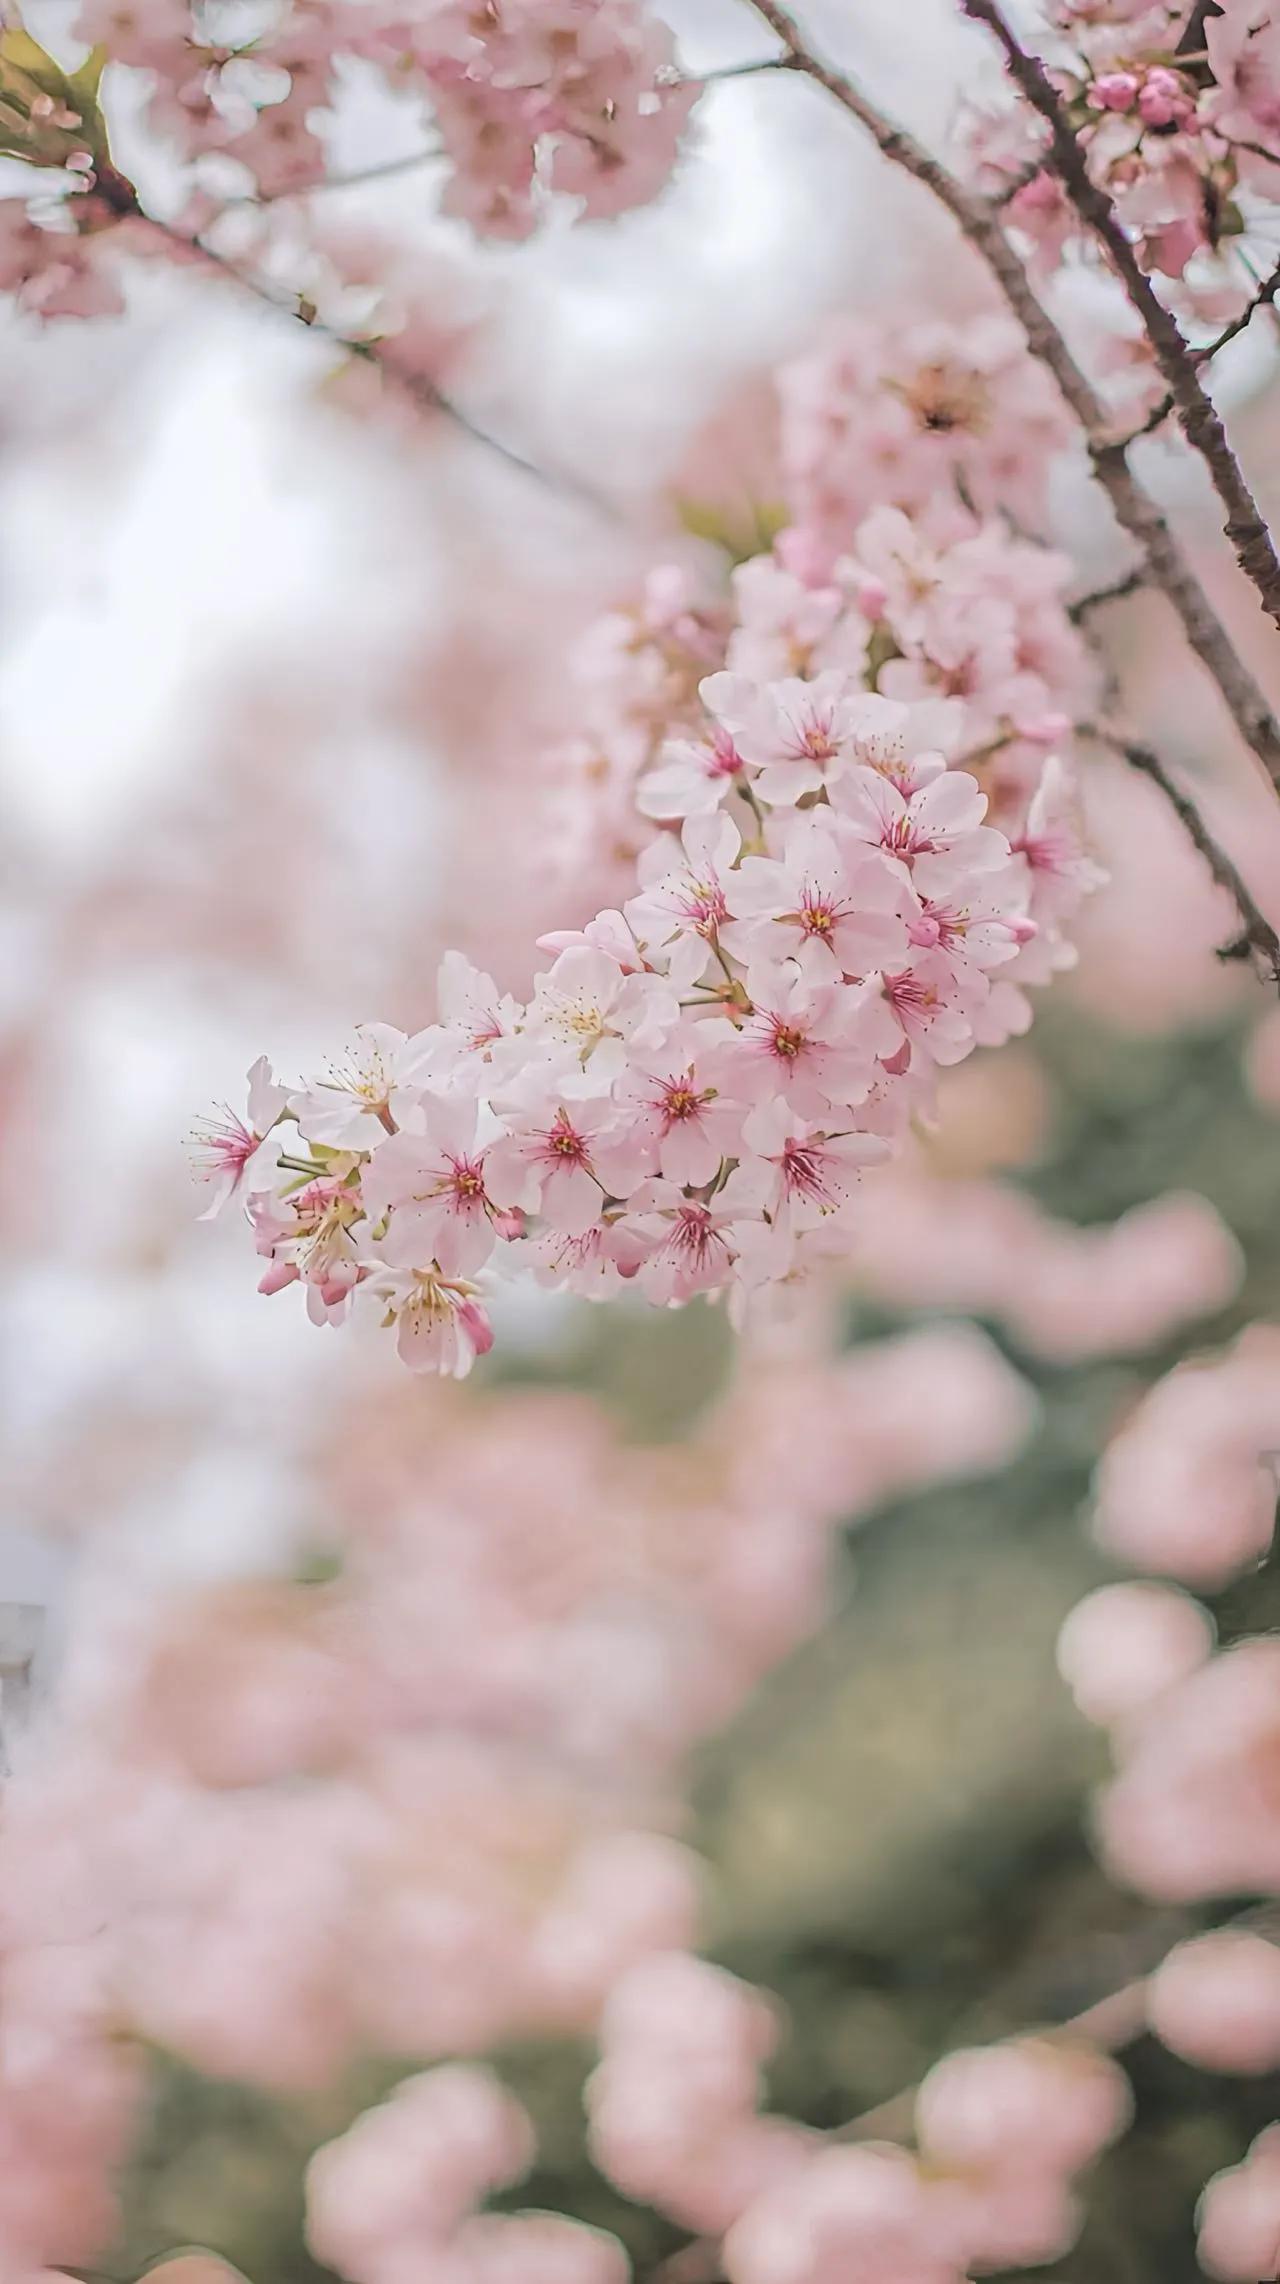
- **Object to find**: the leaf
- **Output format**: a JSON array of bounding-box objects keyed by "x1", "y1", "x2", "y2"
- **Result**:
[
  {"x1": 673, "y1": 491, "x2": 789, "y2": 567},
  {"x1": 0, "y1": 26, "x2": 69, "y2": 95},
  {"x1": 68, "y1": 42, "x2": 108, "y2": 105}
]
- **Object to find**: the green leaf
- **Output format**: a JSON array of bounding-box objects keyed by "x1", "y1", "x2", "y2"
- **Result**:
[
  {"x1": 673, "y1": 491, "x2": 789, "y2": 567},
  {"x1": 68, "y1": 42, "x2": 108, "y2": 105},
  {"x1": 0, "y1": 26, "x2": 69, "y2": 94}
]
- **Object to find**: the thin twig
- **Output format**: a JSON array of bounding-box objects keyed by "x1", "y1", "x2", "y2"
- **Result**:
[
  {"x1": 692, "y1": 55, "x2": 796, "y2": 83},
  {"x1": 136, "y1": 211, "x2": 604, "y2": 508},
  {"x1": 991, "y1": 147, "x2": 1050, "y2": 205},
  {"x1": 743, "y1": 0, "x2": 1280, "y2": 795},
  {"x1": 959, "y1": 0, "x2": 1280, "y2": 630},
  {"x1": 1119, "y1": 389, "x2": 1177, "y2": 444},
  {"x1": 1085, "y1": 722, "x2": 1280, "y2": 983},
  {"x1": 1200, "y1": 252, "x2": 1280, "y2": 366},
  {"x1": 1117, "y1": 251, "x2": 1280, "y2": 448},
  {"x1": 1069, "y1": 566, "x2": 1145, "y2": 620},
  {"x1": 242, "y1": 146, "x2": 442, "y2": 203}
]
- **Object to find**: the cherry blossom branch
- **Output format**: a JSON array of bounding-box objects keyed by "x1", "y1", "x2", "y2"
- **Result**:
[
  {"x1": 958, "y1": 0, "x2": 1280, "y2": 632},
  {"x1": 741, "y1": 0, "x2": 1280, "y2": 798},
  {"x1": 1084, "y1": 724, "x2": 1280, "y2": 983}
]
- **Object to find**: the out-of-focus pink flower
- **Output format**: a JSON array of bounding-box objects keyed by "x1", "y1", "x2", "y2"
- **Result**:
[
  {"x1": 722, "y1": 2144, "x2": 964, "y2": 2284},
  {"x1": 1148, "y1": 1929, "x2": 1280, "y2": 2075},
  {"x1": 1092, "y1": 1326, "x2": 1280, "y2": 1586},
  {"x1": 1198, "y1": 2125, "x2": 1280, "y2": 2281},
  {"x1": 915, "y1": 2036, "x2": 1132, "y2": 2179},
  {"x1": 1056, "y1": 1582, "x2": 1216, "y2": 1727},
  {"x1": 1095, "y1": 1637, "x2": 1280, "y2": 1902},
  {"x1": 305, "y1": 2067, "x2": 535, "y2": 2284}
]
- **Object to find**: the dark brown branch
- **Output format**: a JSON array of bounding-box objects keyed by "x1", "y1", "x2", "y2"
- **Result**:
[
  {"x1": 743, "y1": 0, "x2": 1280, "y2": 795},
  {"x1": 1199, "y1": 255, "x2": 1280, "y2": 365},
  {"x1": 959, "y1": 0, "x2": 1280, "y2": 631},
  {"x1": 1116, "y1": 258, "x2": 1280, "y2": 443}
]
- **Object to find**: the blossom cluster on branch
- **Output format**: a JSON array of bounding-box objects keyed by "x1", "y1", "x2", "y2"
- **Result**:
[
  {"x1": 200, "y1": 556, "x2": 1101, "y2": 1369},
  {"x1": 960, "y1": 0, "x2": 1280, "y2": 288},
  {"x1": 191, "y1": 299, "x2": 1113, "y2": 1372}
]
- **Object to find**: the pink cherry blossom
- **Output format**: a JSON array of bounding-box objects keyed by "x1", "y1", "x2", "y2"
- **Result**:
[
  {"x1": 368, "y1": 1264, "x2": 495, "y2": 1377},
  {"x1": 721, "y1": 814, "x2": 908, "y2": 981},
  {"x1": 362, "y1": 1099, "x2": 499, "y2": 1277},
  {"x1": 833, "y1": 765, "x2": 1007, "y2": 898},
  {"x1": 726, "y1": 957, "x2": 891, "y2": 1119},
  {"x1": 626, "y1": 812, "x2": 743, "y2": 977},
  {"x1": 189, "y1": 1054, "x2": 288, "y2": 1218},
  {"x1": 638, "y1": 725, "x2": 748, "y2": 822},
  {"x1": 737, "y1": 1098, "x2": 889, "y2": 1240},
  {"x1": 305, "y1": 2066, "x2": 535, "y2": 2284},
  {"x1": 699, "y1": 670, "x2": 873, "y2": 806},
  {"x1": 484, "y1": 1088, "x2": 641, "y2": 1235},
  {"x1": 521, "y1": 945, "x2": 678, "y2": 1094},
  {"x1": 289, "y1": 1024, "x2": 436, "y2": 1149},
  {"x1": 611, "y1": 1032, "x2": 747, "y2": 1187}
]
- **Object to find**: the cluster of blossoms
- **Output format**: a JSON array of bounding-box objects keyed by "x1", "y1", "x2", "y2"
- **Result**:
[
  {"x1": 0, "y1": 1326, "x2": 1036, "y2": 2271},
  {"x1": 961, "y1": 0, "x2": 1280, "y2": 284},
  {"x1": 777, "y1": 314, "x2": 1077, "y2": 545},
  {"x1": 0, "y1": 0, "x2": 695, "y2": 318},
  {"x1": 518, "y1": 304, "x2": 1098, "y2": 947},
  {"x1": 305, "y1": 2065, "x2": 629, "y2": 2284},
  {"x1": 191, "y1": 308, "x2": 1109, "y2": 1375},
  {"x1": 202, "y1": 660, "x2": 1101, "y2": 1372},
  {"x1": 581, "y1": 1950, "x2": 1132, "y2": 2284}
]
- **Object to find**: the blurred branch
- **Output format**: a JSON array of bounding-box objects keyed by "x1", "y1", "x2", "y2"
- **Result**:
[
  {"x1": 242, "y1": 146, "x2": 442, "y2": 202},
  {"x1": 741, "y1": 0, "x2": 1280, "y2": 797},
  {"x1": 958, "y1": 0, "x2": 1280, "y2": 633},
  {"x1": 134, "y1": 211, "x2": 606, "y2": 509}
]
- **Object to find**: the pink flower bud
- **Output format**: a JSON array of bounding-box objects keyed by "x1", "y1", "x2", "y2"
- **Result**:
[
  {"x1": 1089, "y1": 71, "x2": 1140, "y2": 111},
  {"x1": 1148, "y1": 1930, "x2": 1280, "y2": 2074},
  {"x1": 1137, "y1": 67, "x2": 1194, "y2": 127}
]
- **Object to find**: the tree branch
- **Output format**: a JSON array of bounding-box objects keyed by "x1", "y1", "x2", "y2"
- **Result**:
[
  {"x1": 1199, "y1": 254, "x2": 1280, "y2": 367},
  {"x1": 1086, "y1": 723, "x2": 1280, "y2": 983},
  {"x1": 959, "y1": 0, "x2": 1280, "y2": 631},
  {"x1": 134, "y1": 213, "x2": 603, "y2": 508},
  {"x1": 1069, "y1": 566, "x2": 1145, "y2": 620},
  {"x1": 742, "y1": 0, "x2": 1280, "y2": 799}
]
